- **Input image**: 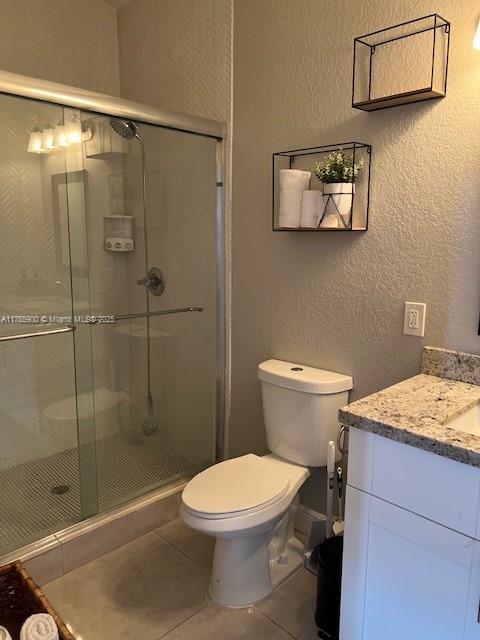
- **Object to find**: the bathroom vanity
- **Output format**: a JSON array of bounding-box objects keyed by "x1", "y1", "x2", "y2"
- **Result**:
[{"x1": 339, "y1": 347, "x2": 480, "y2": 640}]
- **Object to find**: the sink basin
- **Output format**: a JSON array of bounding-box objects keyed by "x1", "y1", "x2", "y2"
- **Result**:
[{"x1": 445, "y1": 403, "x2": 480, "y2": 437}]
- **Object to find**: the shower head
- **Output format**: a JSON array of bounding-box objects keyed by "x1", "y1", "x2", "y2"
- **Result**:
[{"x1": 110, "y1": 118, "x2": 140, "y2": 140}]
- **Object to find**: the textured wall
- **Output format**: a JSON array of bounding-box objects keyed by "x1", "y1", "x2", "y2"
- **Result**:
[
  {"x1": 117, "y1": 0, "x2": 231, "y2": 122},
  {"x1": 117, "y1": 0, "x2": 233, "y2": 454},
  {"x1": 231, "y1": 0, "x2": 480, "y2": 466},
  {"x1": 0, "y1": 0, "x2": 120, "y2": 95}
]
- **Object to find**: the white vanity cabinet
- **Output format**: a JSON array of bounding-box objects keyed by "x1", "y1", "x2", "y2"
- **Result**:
[{"x1": 340, "y1": 428, "x2": 480, "y2": 640}]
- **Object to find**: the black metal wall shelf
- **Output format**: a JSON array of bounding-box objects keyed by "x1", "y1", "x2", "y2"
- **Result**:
[
  {"x1": 272, "y1": 142, "x2": 371, "y2": 232},
  {"x1": 352, "y1": 14, "x2": 450, "y2": 111}
]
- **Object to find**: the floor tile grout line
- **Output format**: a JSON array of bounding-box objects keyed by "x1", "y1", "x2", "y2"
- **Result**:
[
  {"x1": 154, "y1": 600, "x2": 300, "y2": 640},
  {"x1": 154, "y1": 530, "x2": 197, "y2": 563},
  {"x1": 153, "y1": 600, "x2": 210, "y2": 640},
  {"x1": 154, "y1": 528, "x2": 209, "y2": 571},
  {"x1": 256, "y1": 607, "x2": 302, "y2": 640}
]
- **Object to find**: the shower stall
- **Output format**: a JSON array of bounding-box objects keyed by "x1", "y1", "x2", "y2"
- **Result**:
[{"x1": 0, "y1": 71, "x2": 225, "y2": 556}]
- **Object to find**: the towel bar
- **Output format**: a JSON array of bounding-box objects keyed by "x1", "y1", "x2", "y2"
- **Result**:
[
  {"x1": 0, "y1": 307, "x2": 204, "y2": 340},
  {"x1": 0, "y1": 325, "x2": 75, "y2": 342},
  {"x1": 89, "y1": 306, "x2": 204, "y2": 324}
]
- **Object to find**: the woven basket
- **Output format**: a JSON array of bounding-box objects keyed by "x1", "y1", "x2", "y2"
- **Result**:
[{"x1": 0, "y1": 561, "x2": 75, "y2": 639}]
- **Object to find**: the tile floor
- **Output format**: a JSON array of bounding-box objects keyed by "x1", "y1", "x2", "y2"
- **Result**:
[{"x1": 44, "y1": 518, "x2": 319, "y2": 639}]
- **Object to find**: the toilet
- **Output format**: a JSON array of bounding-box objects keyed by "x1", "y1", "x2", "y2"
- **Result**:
[{"x1": 180, "y1": 359, "x2": 353, "y2": 608}]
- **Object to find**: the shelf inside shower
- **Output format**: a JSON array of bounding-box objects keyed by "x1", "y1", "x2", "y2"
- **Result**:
[{"x1": 0, "y1": 431, "x2": 199, "y2": 556}]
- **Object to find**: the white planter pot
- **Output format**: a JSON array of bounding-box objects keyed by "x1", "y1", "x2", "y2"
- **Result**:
[{"x1": 321, "y1": 182, "x2": 355, "y2": 228}]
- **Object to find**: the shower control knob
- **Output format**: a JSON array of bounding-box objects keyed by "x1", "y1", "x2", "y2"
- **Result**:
[{"x1": 137, "y1": 267, "x2": 166, "y2": 296}]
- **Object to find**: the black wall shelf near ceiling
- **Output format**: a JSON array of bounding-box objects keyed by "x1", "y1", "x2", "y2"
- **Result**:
[
  {"x1": 352, "y1": 14, "x2": 450, "y2": 111},
  {"x1": 272, "y1": 142, "x2": 372, "y2": 232}
]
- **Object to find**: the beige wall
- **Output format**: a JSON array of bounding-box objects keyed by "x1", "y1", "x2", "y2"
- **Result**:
[
  {"x1": 0, "y1": 0, "x2": 120, "y2": 95},
  {"x1": 231, "y1": 0, "x2": 480, "y2": 464},
  {"x1": 117, "y1": 0, "x2": 231, "y2": 122},
  {"x1": 117, "y1": 0, "x2": 233, "y2": 455}
]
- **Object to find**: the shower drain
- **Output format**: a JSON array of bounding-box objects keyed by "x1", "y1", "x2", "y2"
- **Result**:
[{"x1": 50, "y1": 484, "x2": 70, "y2": 496}]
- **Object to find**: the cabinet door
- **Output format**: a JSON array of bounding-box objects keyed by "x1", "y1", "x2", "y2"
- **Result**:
[
  {"x1": 340, "y1": 486, "x2": 475, "y2": 640},
  {"x1": 465, "y1": 542, "x2": 480, "y2": 638}
]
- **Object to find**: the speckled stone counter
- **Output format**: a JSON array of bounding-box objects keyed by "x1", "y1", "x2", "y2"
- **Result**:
[
  {"x1": 339, "y1": 369, "x2": 480, "y2": 468},
  {"x1": 422, "y1": 346, "x2": 480, "y2": 386}
]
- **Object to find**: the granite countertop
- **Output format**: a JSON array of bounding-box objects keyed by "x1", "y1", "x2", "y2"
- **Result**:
[{"x1": 339, "y1": 347, "x2": 480, "y2": 467}]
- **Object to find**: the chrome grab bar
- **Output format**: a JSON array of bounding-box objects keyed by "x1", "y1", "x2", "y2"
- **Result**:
[
  {"x1": 89, "y1": 306, "x2": 204, "y2": 324},
  {"x1": 0, "y1": 325, "x2": 75, "y2": 343}
]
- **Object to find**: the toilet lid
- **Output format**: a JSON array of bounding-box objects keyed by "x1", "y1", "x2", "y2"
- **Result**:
[{"x1": 182, "y1": 454, "x2": 289, "y2": 518}]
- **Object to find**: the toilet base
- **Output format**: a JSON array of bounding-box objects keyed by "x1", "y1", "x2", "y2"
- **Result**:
[{"x1": 209, "y1": 534, "x2": 304, "y2": 609}]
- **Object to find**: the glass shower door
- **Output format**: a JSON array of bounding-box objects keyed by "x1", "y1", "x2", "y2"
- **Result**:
[
  {"x1": 0, "y1": 96, "x2": 91, "y2": 554},
  {"x1": 144, "y1": 124, "x2": 218, "y2": 480},
  {"x1": 77, "y1": 114, "x2": 218, "y2": 512},
  {"x1": 0, "y1": 92, "x2": 220, "y2": 555}
]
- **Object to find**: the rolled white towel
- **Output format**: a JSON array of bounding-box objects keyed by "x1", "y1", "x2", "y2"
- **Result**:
[
  {"x1": 20, "y1": 614, "x2": 59, "y2": 640},
  {"x1": 0, "y1": 627, "x2": 12, "y2": 640},
  {"x1": 299, "y1": 190, "x2": 322, "y2": 228},
  {"x1": 279, "y1": 169, "x2": 311, "y2": 192},
  {"x1": 279, "y1": 190, "x2": 303, "y2": 228}
]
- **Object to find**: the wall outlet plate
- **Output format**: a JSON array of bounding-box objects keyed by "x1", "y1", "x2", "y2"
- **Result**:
[{"x1": 403, "y1": 301, "x2": 426, "y2": 337}]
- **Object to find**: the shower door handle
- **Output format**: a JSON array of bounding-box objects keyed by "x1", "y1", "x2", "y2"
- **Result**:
[
  {"x1": 87, "y1": 307, "x2": 203, "y2": 324},
  {"x1": 137, "y1": 267, "x2": 166, "y2": 296}
]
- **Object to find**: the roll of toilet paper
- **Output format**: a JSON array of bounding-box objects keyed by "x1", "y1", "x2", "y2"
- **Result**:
[
  {"x1": 279, "y1": 190, "x2": 304, "y2": 228},
  {"x1": 300, "y1": 190, "x2": 321, "y2": 228},
  {"x1": 279, "y1": 169, "x2": 311, "y2": 192},
  {"x1": 277, "y1": 170, "x2": 311, "y2": 229}
]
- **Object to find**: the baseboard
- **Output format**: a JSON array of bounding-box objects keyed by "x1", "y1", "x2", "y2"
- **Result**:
[{"x1": 295, "y1": 504, "x2": 326, "y2": 536}]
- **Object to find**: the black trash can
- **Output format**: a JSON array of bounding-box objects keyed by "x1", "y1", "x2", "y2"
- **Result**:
[{"x1": 313, "y1": 534, "x2": 344, "y2": 640}]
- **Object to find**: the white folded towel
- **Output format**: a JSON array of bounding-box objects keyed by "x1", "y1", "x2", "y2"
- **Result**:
[
  {"x1": 20, "y1": 614, "x2": 59, "y2": 640},
  {"x1": 278, "y1": 169, "x2": 311, "y2": 228},
  {"x1": 0, "y1": 627, "x2": 12, "y2": 640},
  {"x1": 279, "y1": 169, "x2": 311, "y2": 192},
  {"x1": 300, "y1": 190, "x2": 322, "y2": 228}
]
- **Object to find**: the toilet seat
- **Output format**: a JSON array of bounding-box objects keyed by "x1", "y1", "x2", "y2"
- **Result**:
[{"x1": 182, "y1": 454, "x2": 290, "y2": 519}]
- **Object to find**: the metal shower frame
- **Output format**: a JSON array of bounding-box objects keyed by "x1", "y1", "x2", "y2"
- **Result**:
[{"x1": 0, "y1": 69, "x2": 227, "y2": 464}]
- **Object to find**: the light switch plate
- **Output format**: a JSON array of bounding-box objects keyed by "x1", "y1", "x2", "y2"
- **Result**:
[{"x1": 403, "y1": 301, "x2": 426, "y2": 337}]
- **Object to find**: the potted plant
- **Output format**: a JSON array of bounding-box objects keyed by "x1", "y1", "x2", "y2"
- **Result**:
[{"x1": 313, "y1": 149, "x2": 364, "y2": 228}]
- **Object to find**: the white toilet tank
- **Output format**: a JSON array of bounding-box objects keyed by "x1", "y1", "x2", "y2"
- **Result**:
[{"x1": 258, "y1": 359, "x2": 353, "y2": 467}]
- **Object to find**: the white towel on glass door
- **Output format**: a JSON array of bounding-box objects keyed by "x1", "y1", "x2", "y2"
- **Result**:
[
  {"x1": 20, "y1": 614, "x2": 59, "y2": 640},
  {"x1": 300, "y1": 190, "x2": 322, "y2": 228},
  {"x1": 278, "y1": 169, "x2": 311, "y2": 228},
  {"x1": 0, "y1": 627, "x2": 12, "y2": 640}
]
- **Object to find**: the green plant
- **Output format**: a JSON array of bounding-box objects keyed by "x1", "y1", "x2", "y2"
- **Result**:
[{"x1": 313, "y1": 149, "x2": 364, "y2": 184}]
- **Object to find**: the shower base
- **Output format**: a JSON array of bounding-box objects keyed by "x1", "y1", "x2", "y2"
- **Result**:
[{"x1": 0, "y1": 431, "x2": 198, "y2": 556}]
